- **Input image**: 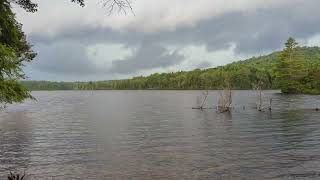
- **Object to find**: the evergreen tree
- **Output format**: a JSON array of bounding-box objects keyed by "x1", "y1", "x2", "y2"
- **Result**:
[{"x1": 276, "y1": 37, "x2": 307, "y2": 93}]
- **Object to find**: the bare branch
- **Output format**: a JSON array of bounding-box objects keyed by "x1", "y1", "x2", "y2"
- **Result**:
[
  {"x1": 217, "y1": 76, "x2": 233, "y2": 113},
  {"x1": 217, "y1": 89, "x2": 233, "y2": 113},
  {"x1": 98, "y1": 0, "x2": 134, "y2": 15}
]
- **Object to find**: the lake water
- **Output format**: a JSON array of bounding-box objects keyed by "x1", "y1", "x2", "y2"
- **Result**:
[{"x1": 1, "y1": 90, "x2": 320, "y2": 179}]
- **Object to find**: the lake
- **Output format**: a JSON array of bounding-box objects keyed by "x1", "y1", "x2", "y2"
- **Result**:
[{"x1": 1, "y1": 90, "x2": 320, "y2": 179}]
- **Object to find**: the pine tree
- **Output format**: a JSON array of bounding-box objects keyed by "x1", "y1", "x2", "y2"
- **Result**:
[{"x1": 276, "y1": 37, "x2": 307, "y2": 93}]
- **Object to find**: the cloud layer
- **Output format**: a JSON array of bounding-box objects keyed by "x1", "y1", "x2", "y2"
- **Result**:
[
  {"x1": 14, "y1": 0, "x2": 320, "y2": 81},
  {"x1": 110, "y1": 42, "x2": 184, "y2": 74}
]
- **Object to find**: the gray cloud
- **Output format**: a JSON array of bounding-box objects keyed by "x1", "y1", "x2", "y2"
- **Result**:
[
  {"x1": 32, "y1": 42, "x2": 99, "y2": 75},
  {"x1": 29, "y1": 0, "x2": 320, "y2": 55},
  {"x1": 23, "y1": 0, "x2": 320, "y2": 80},
  {"x1": 110, "y1": 42, "x2": 184, "y2": 74},
  {"x1": 197, "y1": 61, "x2": 212, "y2": 69},
  {"x1": 29, "y1": 40, "x2": 184, "y2": 78}
]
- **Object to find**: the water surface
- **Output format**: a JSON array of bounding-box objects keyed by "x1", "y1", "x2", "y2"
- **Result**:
[{"x1": 1, "y1": 90, "x2": 320, "y2": 179}]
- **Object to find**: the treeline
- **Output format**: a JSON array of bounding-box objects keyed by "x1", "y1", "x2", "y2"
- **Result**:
[
  {"x1": 21, "y1": 81, "x2": 74, "y2": 90},
  {"x1": 22, "y1": 42, "x2": 320, "y2": 94}
]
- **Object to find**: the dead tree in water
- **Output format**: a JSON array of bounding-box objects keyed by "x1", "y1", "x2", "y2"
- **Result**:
[
  {"x1": 255, "y1": 84, "x2": 263, "y2": 111},
  {"x1": 252, "y1": 71, "x2": 273, "y2": 111},
  {"x1": 254, "y1": 80, "x2": 272, "y2": 112},
  {"x1": 217, "y1": 88, "x2": 233, "y2": 113},
  {"x1": 217, "y1": 74, "x2": 233, "y2": 113},
  {"x1": 194, "y1": 90, "x2": 209, "y2": 109},
  {"x1": 200, "y1": 90, "x2": 209, "y2": 109}
]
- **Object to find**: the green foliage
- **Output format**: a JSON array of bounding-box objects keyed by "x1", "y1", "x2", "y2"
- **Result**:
[
  {"x1": 0, "y1": 45, "x2": 33, "y2": 105},
  {"x1": 21, "y1": 81, "x2": 75, "y2": 91},
  {"x1": 0, "y1": 0, "x2": 36, "y2": 106},
  {"x1": 275, "y1": 38, "x2": 320, "y2": 94},
  {"x1": 11, "y1": 0, "x2": 85, "y2": 12},
  {"x1": 11, "y1": 0, "x2": 38, "y2": 12},
  {"x1": 11, "y1": 0, "x2": 120, "y2": 12},
  {"x1": 21, "y1": 46, "x2": 320, "y2": 94}
]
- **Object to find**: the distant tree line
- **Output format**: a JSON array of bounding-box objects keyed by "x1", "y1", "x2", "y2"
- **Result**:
[{"x1": 22, "y1": 39, "x2": 320, "y2": 94}]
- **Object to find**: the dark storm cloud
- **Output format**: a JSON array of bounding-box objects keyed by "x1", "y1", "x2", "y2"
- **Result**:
[{"x1": 110, "y1": 42, "x2": 184, "y2": 74}]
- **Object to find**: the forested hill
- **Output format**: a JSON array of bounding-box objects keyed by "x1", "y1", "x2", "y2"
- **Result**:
[{"x1": 22, "y1": 46, "x2": 320, "y2": 93}]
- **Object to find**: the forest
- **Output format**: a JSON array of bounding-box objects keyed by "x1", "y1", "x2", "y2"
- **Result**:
[{"x1": 22, "y1": 41, "x2": 320, "y2": 94}]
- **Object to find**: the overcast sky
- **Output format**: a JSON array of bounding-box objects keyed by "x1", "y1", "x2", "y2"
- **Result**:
[{"x1": 14, "y1": 0, "x2": 320, "y2": 81}]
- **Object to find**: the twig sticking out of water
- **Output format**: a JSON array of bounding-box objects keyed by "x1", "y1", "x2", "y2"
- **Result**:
[
  {"x1": 200, "y1": 90, "x2": 209, "y2": 109},
  {"x1": 269, "y1": 98, "x2": 272, "y2": 111},
  {"x1": 253, "y1": 82, "x2": 265, "y2": 111}
]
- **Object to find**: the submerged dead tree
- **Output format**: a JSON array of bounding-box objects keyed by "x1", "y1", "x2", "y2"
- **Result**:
[
  {"x1": 254, "y1": 82, "x2": 264, "y2": 111},
  {"x1": 217, "y1": 89, "x2": 233, "y2": 113},
  {"x1": 217, "y1": 75, "x2": 233, "y2": 113},
  {"x1": 194, "y1": 90, "x2": 209, "y2": 109},
  {"x1": 253, "y1": 79, "x2": 272, "y2": 111},
  {"x1": 200, "y1": 90, "x2": 209, "y2": 109}
]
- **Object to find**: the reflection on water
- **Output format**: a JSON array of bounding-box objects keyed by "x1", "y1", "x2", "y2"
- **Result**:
[
  {"x1": 0, "y1": 112, "x2": 32, "y2": 172},
  {"x1": 0, "y1": 90, "x2": 320, "y2": 179}
]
